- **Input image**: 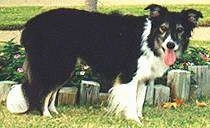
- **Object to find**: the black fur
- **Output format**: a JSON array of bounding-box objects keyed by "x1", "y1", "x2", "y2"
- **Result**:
[
  {"x1": 20, "y1": 5, "x2": 202, "y2": 113},
  {"x1": 21, "y1": 8, "x2": 146, "y2": 111}
]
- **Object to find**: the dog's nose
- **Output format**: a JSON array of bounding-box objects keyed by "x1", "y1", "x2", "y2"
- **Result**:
[{"x1": 166, "y1": 42, "x2": 175, "y2": 49}]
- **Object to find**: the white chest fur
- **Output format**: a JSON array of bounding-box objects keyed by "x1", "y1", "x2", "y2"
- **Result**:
[
  {"x1": 135, "y1": 52, "x2": 168, "y2": 82},
  {"x1": 109, "y1": 18, "x2": 170, "y2": 123},
  {"x1": 134, "y1": 18, "x2": 169, "y2": 82}
]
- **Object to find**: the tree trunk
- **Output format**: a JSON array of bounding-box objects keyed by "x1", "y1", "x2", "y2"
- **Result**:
[{"x1": 85, "y1": 0, "x2": 98, "y2": 12}]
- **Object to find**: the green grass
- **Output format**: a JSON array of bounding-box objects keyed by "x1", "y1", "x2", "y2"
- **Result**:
[
  {"x1": 99, "y1": 5, "x2": 210, "y2": 26},
  {"x1": 190, "y1": 40, "x2": 210, "y2": 52},
  {"x1": 0, "y1": 6, "x2": 45, "y2": 30},
  {"x1": 0, "y1": 42, "x2": 4, "y2": 48},
  {"x1": 0, "y1": 100, "x2": 210, "y2": 128},
  {"x1": 0, "y1": 5, "x2": 210, "y2": 30}
]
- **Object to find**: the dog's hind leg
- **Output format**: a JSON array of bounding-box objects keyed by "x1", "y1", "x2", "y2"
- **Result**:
[
  {"x1": 48, "y1": 89, "x2": 59, "y2": 114},
  {"x1": 43, "y1": 91, "x2": 53, "y2": 117}
]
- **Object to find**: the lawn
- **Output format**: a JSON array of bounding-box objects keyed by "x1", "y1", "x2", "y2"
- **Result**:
[
  {"x1": 0, "y1": 6, "x2": 45, "y2": 30},
  {"x1": 190, "y1": 40, "x2": 210, "y2": 52},
  {"x1": 0, "y1": 99, "x2": 210, "y2": 128},
  {"x1": 0, "y1": 4, "x2": 210, "y2": 30}
]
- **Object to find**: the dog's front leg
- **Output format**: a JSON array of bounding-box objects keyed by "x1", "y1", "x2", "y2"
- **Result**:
[
  {"x1": 136, "y1": 81, "x2": 147, "y2": 119},
  {"x1": 123, "y1": 82, "x2": 140, "y2": 123}
]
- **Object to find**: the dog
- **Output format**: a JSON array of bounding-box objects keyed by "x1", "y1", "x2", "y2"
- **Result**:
[{"x1": 6, "y1": 4, "x2": 202, "y2": 122}]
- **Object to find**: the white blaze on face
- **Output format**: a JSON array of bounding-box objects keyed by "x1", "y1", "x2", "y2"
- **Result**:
[
  {"x1": 162, "y1": 35, "x2": 178, "y2": 51},
  {"x1": 6, "y1": 84, "x2": 29, "y2": 113}
]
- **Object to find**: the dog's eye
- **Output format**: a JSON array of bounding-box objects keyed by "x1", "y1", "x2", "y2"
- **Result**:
[
  {"x1": 177, "y1": 27, "x2": 184, "y2": 33},
  {"x1": 159, "y1": 25, "x2": 168, "y2": 33}
]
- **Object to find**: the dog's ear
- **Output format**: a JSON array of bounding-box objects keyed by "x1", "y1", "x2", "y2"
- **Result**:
[
  {"x1": 144, "y1": 4, "x2": 168, "y2": 18},
  {"x1": 182, "y1": 9, "x2": 203, "y2": 27}
]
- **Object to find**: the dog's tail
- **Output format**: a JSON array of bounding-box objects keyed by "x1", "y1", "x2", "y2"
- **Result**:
[
  {"x1": 108, "y1": 85, "x2": 127, "y2": 115},
  {"x1": 108, "y1": 82, "x2": 137, "y2": 116},
  {"x1": 6, "y1": 60, "x2": 33, "y2": 114},
  {"x1": 6, "y1": 83, "x2": 29, "y2": 114}
]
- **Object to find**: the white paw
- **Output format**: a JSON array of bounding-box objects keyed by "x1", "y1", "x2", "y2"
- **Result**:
[
  {"x1": 125, "y1": 115, "x2": 141, "y2": 124},
  {"x1": 49, "y1": 106, "x2": 59, "y2": 114},
  {"x1": 137, "y1": 111, "x2": 143, "y2": 119},
  {"x1": 43, "y1": 110, "x2": 52, "y2": 117},
  {"x1": 124, "y1": 111, "x2": 140, "y2": 123}
]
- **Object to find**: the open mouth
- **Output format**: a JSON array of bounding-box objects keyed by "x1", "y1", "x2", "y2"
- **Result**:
[
  {"x1": 162, "y1": 47, "x2": 165, "y2": 52},
  {"x1": 162, "y1": 47, "x2": 177, "y2": 66}
]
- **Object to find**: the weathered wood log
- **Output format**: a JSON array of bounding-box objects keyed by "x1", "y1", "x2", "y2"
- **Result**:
[
  {"x1": 145, "y1": 81, "x2": 155, "y2": 105},
  {"x1": 145, "y1": 81, "x2": 170, "y2": 105},
  {"x1": 58, "y1": 87, "x2": 78, "y2": 105},
  {"x1": 79, "y1": 80, "x2": 100, "y2": 105},
  {"x1": 167, "y1": 69, "x2": 191, "y2": 101},
  {"x1": 188, "y1": 65, "x2": 210, "y2": 98},
  {"x1": 0, "y1": 81, "x2": 17, "y2": 103},
  {"x1": 153, "y1": 84, "x2": 170, "y2": 105},
  {"x1": 99, "y1": 93, "x2": 110, "y2": 105}
]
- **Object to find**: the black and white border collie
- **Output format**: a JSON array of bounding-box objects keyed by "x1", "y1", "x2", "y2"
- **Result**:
[{"x1": 6, "y1": 4, "x2": 202, "y2": 122}]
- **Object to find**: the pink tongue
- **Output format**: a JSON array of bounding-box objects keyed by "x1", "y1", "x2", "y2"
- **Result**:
[{"x1": 164, "y1": 49, "x2": 176, "y2": 66}]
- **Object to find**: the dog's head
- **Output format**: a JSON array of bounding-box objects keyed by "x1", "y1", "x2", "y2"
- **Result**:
[{"x1": 144, "y1": 4, "x2": 203, "y2": 66}]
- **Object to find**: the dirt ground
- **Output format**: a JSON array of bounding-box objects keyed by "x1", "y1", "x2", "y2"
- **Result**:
[
  {"x1": 0, "y1": 27, "x2": 209, "y2": 43},
  {"x1": 0, "y1": 30, "x2": 22, "y2": 43},
  {"x1": 191, "y1": 27, "x2": 210, "y2": 41}
]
